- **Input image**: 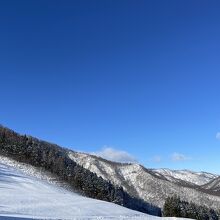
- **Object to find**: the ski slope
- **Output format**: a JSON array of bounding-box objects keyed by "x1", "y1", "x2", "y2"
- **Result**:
[{"x1": 0, "y1": 157, "x2": 192, "y2": 220}]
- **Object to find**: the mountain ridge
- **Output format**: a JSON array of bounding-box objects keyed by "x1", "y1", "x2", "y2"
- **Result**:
[
  {"x1": 0, "y1": 156, "x2": 174, "y2": 220},
  {"x1": 68, "y1": 151, "x2": 220, "y2": 210},
  {"x1": 0, "y1": 125, "x2": 161, "y2": 216},
  {"x1": 1, "y1": 125, "x2": 220, "y2": 217}
]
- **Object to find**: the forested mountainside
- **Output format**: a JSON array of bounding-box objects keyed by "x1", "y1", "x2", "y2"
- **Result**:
[
  {"x1": 1, "y1": 125, "x2": 220, "y2": 219},
  {"x1": 152, "y1": 168, "x2": 218, "y2": 186},
  {"x1": 202, "y1": 177, "x2": 220, "y2": 192},
  {"x1": 163, "y1": 196, "x2": 219, "y2": 219},
  {"x1": 0, "y1": 125, "x2": 160, "y2": 216},
  {"x1": 68, "y1": 151, "x2": 220, "y2": 211},
  {"x1": 0, "y1": 158, "x2": 164, "y2": 220}
]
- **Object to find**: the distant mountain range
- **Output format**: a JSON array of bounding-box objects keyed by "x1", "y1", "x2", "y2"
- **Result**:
[
  {"x1": 0, "y1": 125, "x2": 220, "y2": 218},
  {"x1": 152, "y1": 168, "x2": 217, "y2": 186}
]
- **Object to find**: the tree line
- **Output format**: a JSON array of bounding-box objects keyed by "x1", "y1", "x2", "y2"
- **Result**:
[
  {"x1": 0, "y1": 125, "x2": 161, "y2": 216},
  {"x1": 163, "y1": 195, "x2": 219, "y2": 219}
]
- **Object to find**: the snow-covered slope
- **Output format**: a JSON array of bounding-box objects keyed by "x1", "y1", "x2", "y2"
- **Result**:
[
  {"x1": 152, "y1": 168, "x2": 217, "y2": 186},
  {"x1": 0, "y1": 156, "x2": 192, "y2": 220},
  {"x1": 202, "y1": 176, "x2": 220, "y2": 192},
  {"x1": 68, "y1": 151, "x2": 220, "y2": 210}
]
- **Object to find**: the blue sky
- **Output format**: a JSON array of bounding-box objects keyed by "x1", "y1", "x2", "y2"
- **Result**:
[{"x1": 0, "y1": 0, "x2": 220, "y2": 173}]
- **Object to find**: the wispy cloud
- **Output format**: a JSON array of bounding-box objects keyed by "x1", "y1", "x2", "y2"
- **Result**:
[
  {"x1": 171, "y1": 152, "x2": 191, "y2": 162},
  {"x1": 93, "y1": 147, "x2": 137, "y2": 163},
  {"x1": 216, "y1": 132, "x2": 220, "y2": 140}
]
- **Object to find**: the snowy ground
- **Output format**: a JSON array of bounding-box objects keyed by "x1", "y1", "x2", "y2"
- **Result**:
[{"x1": 0, "y1": 157, "x2": 193, "y2": 220}]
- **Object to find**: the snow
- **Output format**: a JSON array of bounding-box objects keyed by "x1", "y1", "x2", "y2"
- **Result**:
[
  {"x1": 203, "y1": 176, "x2": 220, "y2": 191},
  {"x1": 152, "y1": 168, "x2": 217, "y2": 186},
  {"x1": 0, "y1": 156, "x2": 193, "y2": 220},
  {"x1": 68, "y1": 152, "x2": 220, "y2": 210}
]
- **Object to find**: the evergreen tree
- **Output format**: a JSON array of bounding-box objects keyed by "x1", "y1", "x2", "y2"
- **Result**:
[
  {"x1": 163, "y1": 195, "x2": 219, "y2": 220},
  {"x1": 0, "y1": 125, "x2": 161, "y2": 216}
]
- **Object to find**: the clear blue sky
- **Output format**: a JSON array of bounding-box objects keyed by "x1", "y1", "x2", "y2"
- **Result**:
[{"x1": 0, "y1": 0, "x2": 220, "y2": 173}]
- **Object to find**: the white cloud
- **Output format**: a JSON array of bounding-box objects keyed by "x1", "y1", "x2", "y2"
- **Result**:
[
  {"x1": 171, "y1": 152, "x2": 191, "y2": 162},
  {"x1": 216, "y1": 132, "x2": 220, "y2": 140},
  {"x1": 93, "y1": 147, "x2": 137, "y2": 163}
]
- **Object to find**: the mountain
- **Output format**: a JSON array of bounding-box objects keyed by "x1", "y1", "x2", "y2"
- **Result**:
[
  {"x1": 202, "y1": 176, "x2": 220, "y2": 192},
  {"x1": 0, "y1": 125, "x2": 220, "y2": 219},
  {"x1": 68, "y1": 151, "x2": 220, "y2": 210},
  {"x1": 1, "y1": 155, "x2": 190, "y2": 220},
  {"x1": 0, "y1": 125, "x2": 160, "y2": 216},
  {"x1": 152, "y1": 168, "x2": 218, "y2": 186}
]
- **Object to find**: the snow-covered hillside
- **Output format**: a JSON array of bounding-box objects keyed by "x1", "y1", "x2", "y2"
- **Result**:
[
  {"x1": 0, "y1": 156, "x2": 192, "y2": 220},
  {"x1": 152, "y1": 168, "x2": 217, "y2": 186},
  {"x1": 68, "y1": 151, "x2": 220, "y2": 209},
  {"x1": 202, "y1": 176, "x2": 220, "y2": 192}
]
